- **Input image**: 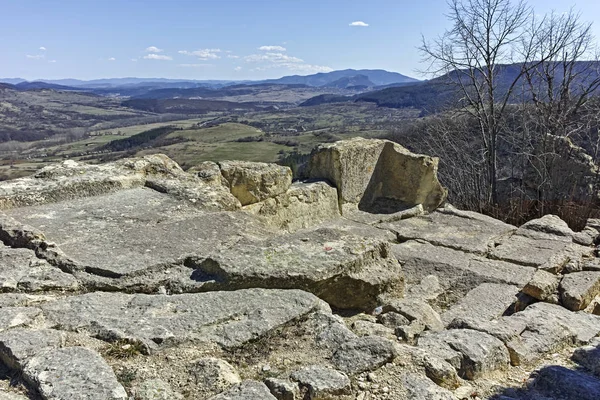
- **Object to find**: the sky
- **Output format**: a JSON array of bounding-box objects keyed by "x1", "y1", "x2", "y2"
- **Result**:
[{"x1": 2, "y1": 0, "x2": 600, "y2": 81}]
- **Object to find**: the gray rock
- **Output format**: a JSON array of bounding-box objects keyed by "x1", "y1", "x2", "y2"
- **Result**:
[
  {"x1": 441, "y1": 283, "x2": 519, "y2": 327},
  {"x1": 209, "y1": 380, "x2": 277, "y2": 400},
  {"x1": 377, "y1": 312, "x2": 410, "y2": 329},
  {"x1": 23, "y1": 347, "x2": 127, "y2": 400},
  {"x1": 396, "y1": 372, "x2": 457, "y2": 400},
  {"x1": 395, "y1": 345, "x2": 460, "y2": 390},
  {"x1": 306, "y1": 138, "x2": 447, "y2": 212},
  {"x1": 518, "y1": 215, "x2": 575, "y2": 240},
  {"x1": 0, "y1": 391, "x2": 29, "y2": 400},
  {"x1": 396, "y1": 320, "x2": 427, "y2": 345},
  {"x1": 290, "y1": 365, "x2": 351, "y2": 399},
  {"x1": 243, "y1": 181, "x2": 340, "y2": 231},
  {"x1": 264, "y1": 378, "x2": 300, "y2": 400},
  {"x1": 134, "y1": 379, "x2": 184, "y2": 400},
  {"x1": 351, "y1": 320, "x2": 395, "y2": 339},
  {"x1": 304, "y1": 311, "x2": 358, "y2": 350},
  {"x1": 331, "y1": 336, "x2": 398, "y2": 375},
  {"x1": 522, "y1": 270, "x2": 560, "y2": 301},
  {"x1": 343, "y1": 204, "x2": 424, "y2": 226},
  {"x1": 527, "y1": 366, "x2": 600, "y2": 400},
  {"x1": 572, "y1": 338, "x2": 600, "y2": 378},
  {"x1": 405, "y1": 275, "x2": 443, "y2": 302},
  {"x1": 219, "y1": 161, "x2": 292, "y2": 206},
  {"x1": 381, "y1": 209, "x2": 515, "y2": 255},
  {"x1": 383, "y1": 297, "x2": 443, "y2": 331},
  {"x1": 0, "y1": 307, "x2": 41, "y2": 332},
  {"x1": 560, "y1": 271, "x2": 600, "y2": 311},
  {"x1": 419, "y1": 329, "x2": 510, "y2": 380},
  {"x1": 0, "y1": 328, "x2": 65, "y2": 370},
  {"x1": 40, "y1": 289, "x2": 324, "y2": 350},
  {"x1": 190, "y1": 358, "x2": 241, "y2": 393}
]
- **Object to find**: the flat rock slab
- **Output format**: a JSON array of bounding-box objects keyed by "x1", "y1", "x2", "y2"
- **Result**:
[
  {"x1": 5, "y1": 188, "x2": 273, "y2": 278},
  {"x1": 527, "y1": 366, "x2": 600, "y2": 400},
  {"x1": 441, "y1": 283, "x2": 519, "y2": 327},
  {"x1": 196, "y1": 222, "x2": 403, "y2": 310},
  {"x1": 0, "y1": 328, "x2": 65, "y2": 370},
  {"x1": 209, "y1": 381, "x2": 276, "y2": 400},
  {"x1": 396, "y1": 372, "x2": 457, "y2": 400},
  {"x1": 331, "y1": 336, "x2": 398, "y2": 375},
  {"x1": 0, "y1": 307, "x2": 41, "y2": 332},
  {"x1": 560, "y1": 271, "x2": 600, "y2": 311},
  {"x1": 392, "y1": 240, "x2": 535, "y2": 298},
  {"x1": 0, "y1": 245, "x2": 78, "y2": 293},
  {"x1": 380, "y1": 208, "x2": 515, "y2": 255},
  {"x1": 290, "y1": 365, "x2": 351, "y2": 398},
  {"x1": 40, "y1": 289, "x2": 324, "y2": 349},
  {"x1": 572, "y1": 338, "x2": 600, "y2": 378},
  {"x1": 23, "y1": 347, "x2": 127, "y2": 400}
]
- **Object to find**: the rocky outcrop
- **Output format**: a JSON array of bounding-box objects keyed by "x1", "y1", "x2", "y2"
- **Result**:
[{"x1": 219, "y1": 161, "x2": 292, "y2": 206}]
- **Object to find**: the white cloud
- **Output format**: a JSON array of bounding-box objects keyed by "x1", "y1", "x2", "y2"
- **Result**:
[
  {"x1": 39, "y1": 46, "x2": 47, "y2": 51},
  {"x1": 234, "y1": 66, "x2": 242, "y2": 71},
  {"x1": 48, "y1": 60, "x2": 57, "y2": 63},
  {"x1": 245, "y1": 52, "x2": 303, "y2": 64},
  {"x1": 145, "y1": 46, "x2": 163, "y2": 53},
  {"x1": 143, "y1": 53, "x2": 172, "y2": 60},
  {"x1": 227, "y1": 54, "x2": 240, "y2": 59},
  {"x1": 108, "y1": 57, "x2": 116, "y2": 61},
  {"x1": 258, "y1": 45, "x2": 286, "y2": 52},
  {"x1": 349, "y1": 21, "x2": 369, "y2": 27},
  {"x1": 178, "y1": 49, "x2": 221, "y2": 60},
  {"x1": 131, "y1": 58, "x2": 138, "y2": 62},
  {"x1": 179, "y1": 63, "x2": 211, "y2": 67},
  {"x1": 26, "y1": 54, "x2": 44, "y2": 59},
  {"x1": 284, "y1": 63, "x2": 334, "y2": 73}
]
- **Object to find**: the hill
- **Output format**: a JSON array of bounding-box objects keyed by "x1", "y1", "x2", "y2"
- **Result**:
[
  {"x1": 323, "y1": 74, "x2": 375, "y2": 89},
  {"x1": 260, "y1": 69, "x2": 418, "y2": 87}
]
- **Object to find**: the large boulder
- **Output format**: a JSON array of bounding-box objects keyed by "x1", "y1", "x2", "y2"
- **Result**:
[
  {"x1": 219, "y1": 161, "x2": 292, "y2": 206},
  {"x1": 306, "y1": 138, "x2": 447, "y2": 213}
]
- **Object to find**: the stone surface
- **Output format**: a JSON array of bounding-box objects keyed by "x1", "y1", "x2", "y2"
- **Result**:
[
  {"x1": 0, "y1": 328, "x2": 65, "y2": 370},
  {"x1": 243, "y1": 181, "x2": 340, "y2": 231},
  {"x1": 396, "y1": 372, "x2": 457, "y2": 400},
  {"x1": 0, "y1": 307, "x2": 41, "y2": 332},
  {"x1": 306, "y1": 137, "x2": 447, "y2": 212},
  {"x1": 219, "y1": 161, "x2": 292, "y2": 206},
  {"x1": 419, "y1": 329, "x2": 510, "y2": 380},
  {"x1": 290, "y1": 365, "x2": 351, "y2": 399},
  {"x1": 331, "y1": 336, "x2": 398, "y2": 375},
  {"x1": 264, "y1": 378, "x2": 299, "y2": 400},
  {"x1": 190, "y1": 358, "x2": 241, "y2": 393},
  {"x1": 351, "y1": 320, "x2": 395, "y2": 339},
  {"x1": 23, "y1": 347, "x2": 127, "y2": 400},
  {"x1": 560, "y1": 271, "x2": 600, "y2": 311},
  {"x1": 134, "y1": 379, "x2": 184, "y2": 400},
  {"x1": 383, "y1": 298, "x2": 443, "y2": 331},
  {"x1": 522, "y1": 270, "x2": 560, "y2": 301},
  {"x1": 527, "y1": 366, "x2": 600, "y2": 400},
  {"x1": 395, "y1": 345, "x2": 460, "y2": 390},
  {"x1": 441, "y1": 283, "x2": 519, "y2": 327},
  {"x1": 377, "y1": 312, "x2": 410, "y2": 329},
  {"x1": 572, "y1": 338, "x2": 600, "y2": 378},
  {"x1": 209, "y1": 381, "x2": 277, "y2": 400},
  {"x1": 40, "y1": 289, "x2": 324, "y2": 350},
  {"x1": 381, "y1": 208, "x2": 515, "y2": 255},
  {"x1": 304, "y1": 311, "x2": 357, "y2": 350}
]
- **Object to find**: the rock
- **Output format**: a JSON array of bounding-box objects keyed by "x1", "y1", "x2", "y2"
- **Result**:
[
  {"x1": 264, "y1": 378, "x2": 300, "y2": 400},
  {"x1": 405, "y1": 275, "x2": 443, "y2": 302},
  {"x1": 304, "y1": 311, "x2": 358, "y2": 350},
  {"x1": 381, "y1": 208, "x2": 515, "y2": 255},
  {"x1": 441, "y1": 283, "x2": 519, "y2": 327},
  {"x1": 0, "y1": 391, "x2": 29, "y2": 400},
  {"x1": 0, "y1": 307, "x2": 41, "y2": 332},
  {"x1": 396, "y1": 372, "x2": 457, "y2": 400},
  {"x1": 243, "y1": 181, "x2": 340, "y2": 231},
  {"x1": 40, "y1": 289, "x2": 325, "y2": 350},
  {"x1": 195, "y1": 224, "x2": 403, "y2": 310},
  {"x1": 395, "y1": 345, "x2": 460, "y2": 390},
  {"x1": 190, "y1": 358, "x2": 241, "y2": 393},
  {"x1": 351, "y1": 320, "x2": 395, "y2": 339},
  {"x1": 527, "y1": 365, "x2": 600, "y2": 400},
  {"x1": 560, "y1": 271, "x2": 600, "y2": 311},
  {"x1": 219, "y1": 161, "x2": 292, "y2": 206},
  {"x1": 209, "y1": 381, "x2": 277, "y2": 400},
  {"x1": 188, "y1": 161, "x2": 226, "y2": 186},
  {"x1": 396, "y1": 320, "x2": 426, "y2": 345},
  {"x1": 518, "y1": 215, "x2": 575, "y2": 240},
  {"x1": 290, "y1": 365, "x2": 351, "y2": 399},
  {"x1": 574, "y1": 226, "x2": 599, "y2": 246},
  {"x1": 572, "y1": 338, "x2": 600, "y2": 378},
  {"x1": 134, "y1": 379, "x2": 184, "y2": 400},
  {"x1": 306, "y1": 138, "x2": 447, "y2": 212},
  {"x1": 377, "y1": 312, "x2": 410, "y2": 329},
  {"x1": 343, "y1": 204, "x2": 424, "y2": 226},
  {"x1": 382, "y1": 298, "x2": 443, "y2": 331},
  {"x1": 0, "y1": 328, "x2": 65, "y2": 370},
  {"x1": 331, "y1": 336, "x2": 398, "y2": 375},
  {"x1": 23, "y1": 347, "x2": 127, "y2": 400},
  {"x1": 418, "y1": 329, "x2": 510, "y2": 380},
  {"x1": 522, "y1": 270, "x2": 560, "y2": 301}
]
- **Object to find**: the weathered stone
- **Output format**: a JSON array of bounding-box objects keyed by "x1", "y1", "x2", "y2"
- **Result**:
[
  {"x1": 209, "y1": 381, "x2": 277, "y2": 400},
  {"x1": 219, "y1": 161, "x2": 292, "y2": 206},
  {"x1": 290, "y1": 365, "x2": 351, "y2": 399},
  {"x1": 522, "y1": 270, "x2": 560, "y2": 301},
  {"x1": 574, "y1": 226, "x2": 599, "y2": 246},
  {"x1": 381, "y1": 207, "x2": 515, "y2": 255},
  {"x1": 377, "y1": 312, "x2": 410, "y2": 329},
  {"x1": 418, "y1": 329, "x2": 510, "y2": 380},
  {"x1": 306, "y1": 138, "x2": 447, "y2": 212},
  {"x1": 23, "y1": 347, "x2": 127, "y2": 400},
  {"x1": 395, "y1": 345, "x2": 460, "y2": 390},
  {"x1": 134, "y1": 379, "x2": 184, "y2": 400},
  {"x1": 0, "y1": 245, "x2": 78, "y2": 293},
  {"x1": 188, "y1": 161, "x2": 226, "y2": 186},
  {"x1": 527, "y1": 366, "x2": 600, "y2": 400},
  {"x1": 441, "y1": 283, "x2": 519, "y2": 327},
  {"x1": 243, "y1": 181, "x2": 340, "y2": 231},
  {"x1": 405, "y1": 275, "x2": 443, "y2": 302},
  {"x1": 304, "y1": 311, "x2": 358, "y2": 350},
  {"x1": 572, "y1": 338, "x2": 600, "y2": 378},
  {"x1": 190, "y1": 358, "x2": 241, "y2": 393},
  {"x1": 40, "y1": 289, "x2": 324, "y2": 350},
  {"x1": 0, "y1": 307, "x2": 41, "y2": 332},
  {"x1": 331, "y1": 336, "x2": 398, "y2": 375},
  {"x1": 264, "y1": 378, "x2": 300, "y2": 400},
  {"x1": 351, "y1": 320, "x2": 395, "y2": 339},
  {"x1": 382, "y1": 298, "x2": 443, "y2": 331},
  {"x1": 0, "y1": 391, "x2": 29, "y2": 400},
  {"x1": 0, "y1": 328, "x2": 65, "y2": 370},
  {"x1": 518, "y1": 214, "x2": 575, "y2": 240},
  {"x1": 396, "y1": 372, "x2": 457, "y2": 400},
  {"x1": 343, "y1": 204, "x2": 424, "y2": 226},
  {"x1": 396, "y1": 320, "x2": 426, "y2": 345},
  {"x1": 560, "y1": 271, "x2": 600, "y2": 311}
]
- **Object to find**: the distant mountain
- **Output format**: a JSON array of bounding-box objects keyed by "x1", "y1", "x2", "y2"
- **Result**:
[
  {"x1": 0, "y1": 78, "x2": 26, "y2": 85},
  {"x1": 14, "y1": 81, "x2": 82, "y2": 91},
  {"x1": 0, "y1": 83, "x2": 15, "y2": 90},
  {"x1": 260, "y1": 69, "x2": 418, "y2": 87},
  {"x1": 299, "y1": 94, "x2": 354, "y2": 107},
  {"x1": 323, "y1": 74, "x2": 375, "y2": 89}
]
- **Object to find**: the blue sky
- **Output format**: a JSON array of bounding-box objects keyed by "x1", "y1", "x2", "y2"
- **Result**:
[{"x1": 2, "y1": 0, "x2": 600, "y2": 81}]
